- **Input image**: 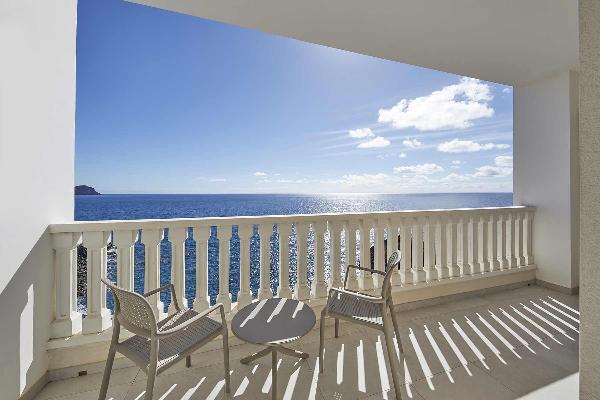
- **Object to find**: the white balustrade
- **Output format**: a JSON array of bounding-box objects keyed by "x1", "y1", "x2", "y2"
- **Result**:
[{"x1": 48, "y1": 206, "x2": 536, "y2": 338}]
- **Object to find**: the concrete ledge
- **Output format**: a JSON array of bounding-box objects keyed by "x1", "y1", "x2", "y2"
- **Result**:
[{"x1": 47, "y1": 265, "x2": 537, "y2": 381}]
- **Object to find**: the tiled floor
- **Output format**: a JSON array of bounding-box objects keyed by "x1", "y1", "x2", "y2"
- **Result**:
[{"x1": 36, "y1": 285, "x2": 579, "y2": 400}]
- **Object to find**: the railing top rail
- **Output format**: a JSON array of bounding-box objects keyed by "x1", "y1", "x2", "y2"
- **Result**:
[{"x1": 48, "y1": 206, "x2": 535, "y2": 234}]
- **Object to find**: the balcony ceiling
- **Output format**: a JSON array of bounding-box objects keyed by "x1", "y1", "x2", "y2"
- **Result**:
[{"x1": 129, "y1": 0, "x2": 578, "y2": 86}]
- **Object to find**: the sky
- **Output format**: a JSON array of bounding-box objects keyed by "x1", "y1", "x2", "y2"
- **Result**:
[{"x1": 76, "y1": 0, "x2": 513, "y2": 194}]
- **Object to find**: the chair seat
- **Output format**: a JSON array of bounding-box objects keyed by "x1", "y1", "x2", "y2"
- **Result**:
[
  {"x1": 326, "y1": 290, "x2": 384, "y2": 327},
  {"x1": 119, "y1": 309, "x2": 222, "y2": 372}
]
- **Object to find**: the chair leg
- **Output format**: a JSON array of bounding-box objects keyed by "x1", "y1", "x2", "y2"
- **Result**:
[
  {"x1": 383, "y1": 311, "x2": 403, "y2": 400},
  {"x1": 223, "y1": 328, "x2": 231, "y2": 393},
  {"x1": 334, "y1": 318, "x2": 339, "y2": 338},
  {"x1": 145, "y1": 363, "x2": 157, "y2": 400},
  {"x1": 319, "y1": 308, "x2": 327, "y2": 373},
  {"x1": 389, "y1": 304, "x2": 404, "y2": 354},
  {"x1": 186, "y1": 355, "x2": 192, "y2": 368},
  {"x1": 98, "y1": 341, "x2": 117, "y2": 400}
]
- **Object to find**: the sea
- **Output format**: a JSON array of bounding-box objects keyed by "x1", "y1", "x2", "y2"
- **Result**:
[{"x1": 75, "y1": 193, "x2": 512, "y2": 312}]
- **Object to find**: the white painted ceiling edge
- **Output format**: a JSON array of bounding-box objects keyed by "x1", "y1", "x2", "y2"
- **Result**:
[{"x1": 128, "y1": 0, "x2": 578, "y2": 86}]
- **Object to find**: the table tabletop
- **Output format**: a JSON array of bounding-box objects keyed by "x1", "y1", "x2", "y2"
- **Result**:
[{"x1": 231, "y1": 298, "x2": 316, "y2": 346}]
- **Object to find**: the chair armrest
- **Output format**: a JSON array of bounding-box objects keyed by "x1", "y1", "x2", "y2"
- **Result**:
[
  {"x1": 328, "y1": 287, "x2": 385, "y2": 304},
  {"x1": 344, "y1": 264, "x2": 385, "y2": 289},
  {"x1": 156, "y1": 303, "x2": 226, "y2": 338},
  {"x1": 144, "y1": 284, "x2": 180, "y2": 312}
]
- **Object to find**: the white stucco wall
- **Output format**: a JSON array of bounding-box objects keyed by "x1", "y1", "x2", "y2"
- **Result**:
[
  {"x1": 579, "y1": 0, "x2": 600, "y2": 397},
  {"x1": 0, "y1": 1, "x2": 77, "y2": 398},
  {"x1": 513, "y1": 71, "x2": 579, "y2": 290}
]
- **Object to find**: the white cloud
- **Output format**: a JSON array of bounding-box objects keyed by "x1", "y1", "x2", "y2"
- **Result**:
[
  {"x1": 330, "y1": 173, "x2": 393, "y2": 187},
  {"x1": 209, "y1": 178, "x2": 227, "y2": 182},
  {"x1": 357, "y1": 136, "x2": 391, "y2": 148},
  {"x1": 394, "y1": 163, "x2": 444, "y2": 175},
  {"x1": 377, "y1": 77, "x2": 494, "y2": 131},
  {"x1": 494, "y1": 155, "x2": 513, "y2": 167},
  {"x1": 399, "y1": 153, "x2": 407, "y2": 158},
  {"x1": 473, "y1": 165, "x2": 512, "y2": 177},
  {"x1": 254, "y1": 172, "x2": 267, "y2": 177},
  {"x1": 402, "y1": 138, "x2": 423, "y2": 149},
  {"x1": 349, "y1": 128, "x2": 375, "y2": 138},
  {"x1": 437, "y1": 139, "x2": 510, "y2": 153},
  {"x1": 451, "y1": 160, "x2": 463, "y2": 165},
  {"x1": 502, "y1": 87, "x2": 512, "y2": 93}
]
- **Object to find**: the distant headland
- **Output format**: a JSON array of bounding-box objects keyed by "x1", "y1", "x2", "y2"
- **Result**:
[{"x1": 75, "y1": 185, "x2": 101, "y2": 195}]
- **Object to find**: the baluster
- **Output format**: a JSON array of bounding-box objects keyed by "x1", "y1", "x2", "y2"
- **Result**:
[
  {"x1": 506, "y1": 213, "x2": 517, "y2": 268},
  {"x1": 50, "y1": 233, "x2": 83, "y2": 338},
  {"x1": 193, "y1": 226, "x2": 210, "y2": 312},
  {"x1": 358, "y1": 219, "x2": 374, "y2": 291},
  {"x1": 497, "y1": 214, "x2": 508, "y2": 270},
  {"x1": 82, "y1": 231, "x2": 112, "y2": 334},
  {"x1": 523, "y1": 211, "x2": 535, "y2": 265},
  {"x1": 345, "y1": 221, "x2": 360, "y2": 291},
  {"x1": 488, "y1": 214, "x2": 499, "y2": 271},
  {"x1": 216, "y1": 225, "x2": 233, "y2": 311},
  {"x1": 237, "y1": 224, "x2": 254, "y2": 306},
  {"x1": 295, "y1": 223, "x2": 311, "y2": 300},
  {"x1": 458, "y1": 215, "x2": 471, "y2": 275},
  {"x1": 386, "y1": 219, "x2": 402, "y2": 286},
  {"x1": 447, "y1": 216, "x2": 459, "y2": 277},
  {"x1": 258, "y1": 223, "x2": 273, "y2": 300},
  {"x1": 312, "y1": 222, "x2": 328, "y2": 298},
  {"x1": 399, "y1": 218, "x2": 413, "y2": 284},
  {"x1": 277, "y1": 223, "x2": 293, "y2": 298},
  {"x1": 113, "y1": 230, "x2": 137, "y2": 291},
  {"x1": 328, "y1": 221, "x2": 343, "y2": 288},
  {"x1": 373, "y1": 218, "x2": 386, "y2": 288},
  {"x1": 434, "y1": 215, "x2": 449, "y2": 279},
  {"x1": 412, "y1": 216, "x2": 425, "y2": 283},
  {"x1": 423, "y1": 215, "x2": 437, "y2": 282},
  {"x1": 168, "y1": 227, "x2": 188, "y2": 313},
  {"x1": 515, "y1": 212, "x2": 525, "y2": 266},
  {"x1": 467, "y1": 215, "x2": 480, "y2": 274},
  {"x1": 142, "y1": 229, "x2": 166, "y2": 319},
  {"x1": 477, "y1": 214, "x2": 490, "y2": 272}
]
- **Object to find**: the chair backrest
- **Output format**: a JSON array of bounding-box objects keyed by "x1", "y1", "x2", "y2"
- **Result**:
[
  {"x1": 101, "y1": 278, "x2": 156, "y2": 337},
  {"x1": 381, "y1": 250, "x2": 401, "y2": 299}
]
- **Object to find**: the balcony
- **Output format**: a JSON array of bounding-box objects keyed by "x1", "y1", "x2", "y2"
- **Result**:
[{"x1": 36, "y1": 206, "x2": 567, "y2": 399}]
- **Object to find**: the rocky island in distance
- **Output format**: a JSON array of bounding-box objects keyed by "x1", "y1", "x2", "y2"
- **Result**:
[{"x1": 75, "y1": 185, "x2": 101, "y2": 195}]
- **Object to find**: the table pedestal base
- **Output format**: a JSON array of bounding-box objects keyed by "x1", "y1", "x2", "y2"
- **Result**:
[{"x1": 240, "y1": 345, "x2": 309, "y2": 399}]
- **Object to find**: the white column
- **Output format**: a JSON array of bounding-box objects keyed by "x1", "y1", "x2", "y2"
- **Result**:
[
  {"x1": 477, "y1": 214, "x2": 490, "y2": 272},
  {"x1": 82, "y1": 231, "x2": 111, "y2": 334},
  {"x1": 168, "y1": 227, "x2": 188, "y2": 313},
  {"x1": 467, "y1": 215, "x2": 480, "y2": 274},
  {"x1": 386, "y1": 219, "x2": 402, "y2": 286},
  {"x1": 458, "y1": 216, "x2": 471, "y2": 276},
  {"x1": 294, "y1": 223, "x2": 311, "y2": 300},
  {"x1": 399, "y1": 218, "x2": 413, "y2": 284},
  {"x1": 373, "y1": 218, "x2": 386, "y2": 288},
  {"x1": 411, "y1": 216, "x2": 426, "y2": 283},
  {"x1": 423, "y1": 215, "x2": 438, "y2": 282},
  {"x1": 237, "y1": 224, "x2": 254, "y2": 306},
  {"x1": 216, "y1": 225, "x2": 232, "y2": 311},
  {"x1": 142, "y1": 229, "x2": 165, "y2": 319},
  {"x1": 193, "y1": 226, "x2": 210, "y2": 312},
  {"x1": 258, "y1": 223, "x2": 273, "y2": 300},
  {"x1": 312, "y1": 222, "x2": 328, "y2": 298},
  {"x1": 515, "y1": 212, "x2": 525, "y2": 266},
  {"x1": 113, "y1": 230, "x2": 137, "y2": 291},
  {"x1": 345, "y1": 221, "x2": 360, "y2": 290},
  {"x1": 523, "y1": 211, "x2": 535, "y2": 265},
  {"x1": 488, "y1": 214, "x2": 500, "y2": 271},
  {"x1": 447, "y1": 216, "x2": 459, "y2": 277},
  {"x1": 328, "y1": 221, "x2": 343, "y2": 288},
  {"x1": 50, "y1": 232, "x2": 82, "y2": 338},
  {"x1": 277, "y1": 223, "x2": 293, "y2": 298},
  {"x1": 358, "y1": 219, "x2": 374, "y2": 291},
  {"x1": 497, "y1": 214, "x2": 508, "y2": 269},
  {"x1": 506, "y1": 213, "x2": 517, "y2": 268},
  {"x1": 434, "y1": 215, "x2": 449, "y2": 280}
]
